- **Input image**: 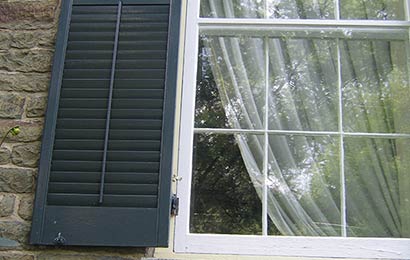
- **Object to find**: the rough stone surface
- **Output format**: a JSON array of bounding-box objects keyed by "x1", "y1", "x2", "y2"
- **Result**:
[
  {"x1": 26, "y1": 95, "x2": 47, "y2": 118},
  {"x1": 0, "y1": 120, "x2": 43, "y2": 143},
  {"x1": 0, "y1": 93, "x2": 25, "y2": 119},
  {"x1": 0, "y1": 148, "x2": 10, "y2": 165},
  {"x1": 0, "y1": 167, "x2": 34, "y2": 193},
  {"x1": 12, "y1": 143, "x2": 40, "y2": 168},
  {"x1": 37, "y1": 255, "x2": 143, "y2": 260},
  {"x1": 0, "y1": 72, "x2": 50, "y2": 93},
  {"x1": 0, "y1": 221, "x2": 30, "y2": 243},
  {"x1": 0, "y1": 30, "x2": 56, "y2": 50},
  {"x1": 0, "y1": 2, "x2": 58, "y2": 30},
  {"x1": 18, "y1": 195, "x2": 33, "y2": 221},
  {"x1": 0, "y1": 255, "x2": 34, "y2": 260},
  {"x1": 0, "y1": 50, "x2": 53, "y2": 73},
  {"x1": 0, "y1": 195, "x2": 15, "y2": 217}
]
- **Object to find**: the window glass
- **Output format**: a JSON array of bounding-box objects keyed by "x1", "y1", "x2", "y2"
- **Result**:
[
  {"x1": 341, "y1": 40, "x2": 410, "y2": 133},
  {"x1": 340, "y1": 0, "x2": 405, "y2": 20},
  {"x1": 195, "y1": 36, "x2": 265, "y2": 129},
  {"x1": 345, "y1": 138, "x2": 410, "y2": 238},
  {"x1": 200, "y1": 0, "x2": 335, "y2": 19},
  {"x1": 268, "y1": 38, "x2": 338, "y2": 131},
  {"x1": 190, "y1": 133, "x2": 264, "y2": 235},
  {"x1": 267, "y1": 135, "x2": 341, "y2": 236}
]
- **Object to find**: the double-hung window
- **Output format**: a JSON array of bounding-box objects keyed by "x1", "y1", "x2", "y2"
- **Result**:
[{"x1": 175, "y1": 0, "x2": 410, "y2": 258}]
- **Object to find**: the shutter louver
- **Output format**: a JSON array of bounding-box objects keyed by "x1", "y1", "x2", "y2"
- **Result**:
[{"x1": 31, "y1": 0, "x2": 180, "y2": 247}]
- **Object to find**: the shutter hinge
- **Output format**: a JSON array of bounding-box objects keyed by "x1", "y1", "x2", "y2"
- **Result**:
[{"x1": 171, "y1": 194, "x2": 179, "y2": 216}]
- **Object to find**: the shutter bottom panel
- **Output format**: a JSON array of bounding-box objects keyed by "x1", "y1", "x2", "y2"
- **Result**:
[{"x1": 39, "y1": 206, "x2": 163, "y2": 246}]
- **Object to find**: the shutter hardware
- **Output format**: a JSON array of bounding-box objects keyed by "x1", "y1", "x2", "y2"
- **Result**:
[
  {"x1": 171, "y1": 194, "x2": 179, "y2": 216},
  {"x1": 53, "y1": 232, "x2": 66, "y2": 245}
]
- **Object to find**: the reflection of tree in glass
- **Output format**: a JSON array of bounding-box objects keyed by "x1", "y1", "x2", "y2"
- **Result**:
[{"x1": 191, "y1": 42, "x2": 277, "y2": 235}]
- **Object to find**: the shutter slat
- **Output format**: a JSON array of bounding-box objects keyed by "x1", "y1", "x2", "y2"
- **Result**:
[
  {"x1": 70, "y1": 22, "x2": 168, "y2": 32},
  {"x1": 65, "y1": 60, "x2": 166, "y2": 69},
  {"x1": 61, "y1": 89, "x2": 164, "y2": 98},
  {"x1": 50, "y1": 172, "x2": 159, "y2": 184},
  {"x1": 63, "y1": 69, "x2": 165, "y2": 79},
  {"x1": 54, "y1": 129, "x2": 161, "y2": 140},
  {"x1": 57, "y1": 119, "x2": 162, "y2": 129},
  {"x1": 66, "y1": 50, "x2": 166, "y2": 60},
  {"x1": 47, "y1": 194, "x2": 157, "y2": 207},
  {"x1": 48, "y1": 183, "x2": 158, "y2": 195},
  {"x1": 58, "y1": 108, "x2": 163, "y2": 119},
  {"x1": 53, "y1": 150, "x2": 160, "y2": 161},
  {"x1": 69, "y1": 31, "x2": 168, "y2": 41},
  {"x1": 54, "y1": 140, "x2": 161, "y2": 151},
  {"x1": 62, "y1": 79, "x2": 164, "y2": 88},
  {"x1": 51, "y1": 161, "x2": 160, "y2": 172},
  {"x1": 67, "y1": 41, "x2": 167, "y2": 50},
  {"x1": 59, "y1": 99, "x2": 163, "y2": 109}
]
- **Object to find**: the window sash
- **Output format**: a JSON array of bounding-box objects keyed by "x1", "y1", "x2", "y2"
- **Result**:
[{"x1": 175, "y1": 0, "x2": 410, "y2": 258}]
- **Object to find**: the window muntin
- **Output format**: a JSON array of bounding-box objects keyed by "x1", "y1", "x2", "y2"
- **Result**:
[{"x1": 176, "y1": 0, "x2": 410, "y2": 258}]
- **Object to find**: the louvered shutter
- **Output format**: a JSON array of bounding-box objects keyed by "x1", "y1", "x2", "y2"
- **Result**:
[{"x1": 30, "y1": 0, "x2": 181, "y2": 247}]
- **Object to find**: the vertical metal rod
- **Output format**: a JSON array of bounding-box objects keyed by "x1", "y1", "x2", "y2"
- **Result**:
[{"x1": 99, "y1": 0, "x2": 122, "y2": 204}]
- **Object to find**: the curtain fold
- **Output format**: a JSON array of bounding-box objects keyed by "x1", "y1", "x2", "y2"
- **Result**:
[{"x1": 200, "y1": 0, "x2": 409, "y2": 237}]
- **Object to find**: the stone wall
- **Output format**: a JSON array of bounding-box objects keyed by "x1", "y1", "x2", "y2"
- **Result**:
[{"x1": 0, "y1": 0, "x2": 147, "y2": 259}]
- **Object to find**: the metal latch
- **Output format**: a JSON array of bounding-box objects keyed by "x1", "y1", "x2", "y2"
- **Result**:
[
  {"x1": 53, "y1": 232, "x2": 66, "y2": 245},
  {"x1": 171, "y1": 194, "x2": 179, "y2": 216}
]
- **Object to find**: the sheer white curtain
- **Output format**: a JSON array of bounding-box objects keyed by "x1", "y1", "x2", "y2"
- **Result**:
[{"x1": 201, "y1": 0, "x2": 409, "y2": 237}]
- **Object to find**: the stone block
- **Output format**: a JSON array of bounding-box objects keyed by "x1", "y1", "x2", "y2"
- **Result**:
[
  {"x1": 12, "y1": 142, "x2": 40, "y2": 168},
  {"x1": 0, "y1": 2, "x2": 58, "y2": 29},
  {"x1": 0, "y1": 72, "x2": 50, "y2": 92},
  {"x1": 38, "y1": 255, "x2": 141, "y2": 260},
  {"x1": 0, "y1": 30, "x2": 56, "y2": 50},
  {"x1": 0, "y1": 120, "x2": 43, "y2": 142},
  {"x1": 0, "y1": 255, "x2": 34, "y2": 260},
  {"x1": 26, "y1": 95, "x2": 47, "y2": 118},
  {"x1": 0, "y1": 93, "x2": 25, "y2": 119},
  {"x1": 0, "y1": 167, "x2": 35, "y2": 193},
  {"x1": 0, "y1": 194, "x2": 15, "y2": 217},
  {"x1": 18, "y1": 195, "x2": 33, "y2": 221},
  {"x1": 0, "y1": 49, "x2": 53, "y2": 73},
  {"x1": 0, "y1": 148, "x2": 10, "y2": 165},
  {"x1": 0, "y1": 221, "x2": 30, "y2": 244}
]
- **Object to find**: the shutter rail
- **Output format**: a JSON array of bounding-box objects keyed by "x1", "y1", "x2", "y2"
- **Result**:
[{"x1": 99, "y1": 0, "x2": 123, "y2": 204}]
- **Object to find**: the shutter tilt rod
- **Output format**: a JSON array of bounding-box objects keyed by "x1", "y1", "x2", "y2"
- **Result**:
[{"x1": 99, "y1": 0, "x2": 122, "y2": 204}]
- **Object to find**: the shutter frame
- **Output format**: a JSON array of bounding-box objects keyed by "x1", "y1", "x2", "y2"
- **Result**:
[
  {"x1": 30, "y1": 0, "x2": 181, "y2": 247},
  {"x1": 30, "y1": 0, "x2": 73, "y2": 244}
]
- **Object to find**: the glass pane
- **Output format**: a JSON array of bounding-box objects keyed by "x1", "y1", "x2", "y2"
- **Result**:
[
  {"x1": 190, "y1": 133, "x2": 264, "y2": 235},
  {"x1": 341, "y1": 40, "x2": 410, "y2": 133},
  {"x1": 340, "y1": 0, "x2": 405, "y2": 20},
  {"x1": 267, "y1": 135, "x2": 341, "y2": 236},
  {"x1": 201, "y1": 0, "x2": 264, "y2": 18},
  {"x1": 268, "y1": 38, "x2": 338, "y2": 131},
  {"x1": 267, "y1": 0, "x2": 335, "y2": 19},
  {"x1": 195, "y1": 36, "x2": 265, "y2": 129},
  {"x1": 200, "y1": 0, "x2": 335, "y2": 19},
  {"x1": 345, "y1": 138, "x2": 410, "y2": 238}
]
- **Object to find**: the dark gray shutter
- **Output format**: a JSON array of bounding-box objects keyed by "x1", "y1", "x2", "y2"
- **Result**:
[{"x1": 30, "y1": 0, "x2": 181, "y2": 247}]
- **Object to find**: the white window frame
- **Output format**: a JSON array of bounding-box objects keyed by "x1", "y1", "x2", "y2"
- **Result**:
[{"x1": 175, "y1": 0, "x2": 410, "y2": 258}]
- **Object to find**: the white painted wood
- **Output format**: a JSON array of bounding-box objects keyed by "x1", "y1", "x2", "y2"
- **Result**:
[
  {"x1": 199, "y1": 18, "x2": 410, "y2": 27},
  {"x1": 177, "y1": 234, "x2": 410, "y2": 259},
  {"x1": 194, "y1": 128, "x2": 410, "y2": 138},
  {"x1": 174, "y1": 0, "x2": 200, "y2": 254},
  {"x1": 174, "y1": 0, "x2": 410, "y2": 259}
]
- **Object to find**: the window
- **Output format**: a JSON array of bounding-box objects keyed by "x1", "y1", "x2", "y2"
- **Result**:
[{"x1": 175, "y1": 0, "x2": 410, "y2": 258}]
